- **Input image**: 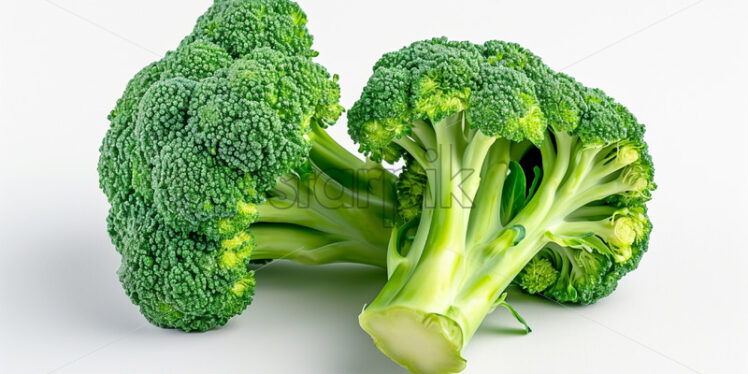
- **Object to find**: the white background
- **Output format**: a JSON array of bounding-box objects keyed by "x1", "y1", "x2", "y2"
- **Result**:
[{"x1": 1, "y1": 0, "x2": 746, "y2": 373}]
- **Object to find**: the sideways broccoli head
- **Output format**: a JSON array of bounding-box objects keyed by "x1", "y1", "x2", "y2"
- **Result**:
[
  {"x1": 99, "y1": 0, "x2": 395, "y2": 332},
  {"x1": 349, "y1": 38, "x2": 655, "y2": 373}
]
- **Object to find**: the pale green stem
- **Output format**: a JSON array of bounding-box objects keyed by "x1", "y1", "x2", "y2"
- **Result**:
[
  {"x1": 251, "y1": 224, "x2": 386, "y2": 267},
  {"x1": 411, "y1": 119, "x2": 437, "y2": 152},
  {"x1": 566, "y1": 204, "x2": 619, "y2": 220},
  {"x1": 466, "y1": 139, "x2": 511, "y2": 246},
  {"x1": 393, "y1": 136, "x2": 434, "y2": 170}
]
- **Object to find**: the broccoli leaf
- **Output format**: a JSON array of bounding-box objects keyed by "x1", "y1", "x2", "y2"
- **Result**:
[{"x1": 501, "y1": 161, "x2": 527, "y2": 225}]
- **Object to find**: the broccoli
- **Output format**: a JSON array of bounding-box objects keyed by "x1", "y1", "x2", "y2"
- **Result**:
[
  {"x1": 348, "y1": 38, "x2": 655, "y2": 373},
  {"x1": 98, "y1": 0, "x2": 396, "y2": 332}
]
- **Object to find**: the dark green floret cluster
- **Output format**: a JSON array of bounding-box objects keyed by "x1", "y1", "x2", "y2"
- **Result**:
[
  {"x1": 349, "y1": 38, "x2": 655, "y2": 373},
  {"x1": 98, "y1": 0, "x2": 395, "y2": 332}
]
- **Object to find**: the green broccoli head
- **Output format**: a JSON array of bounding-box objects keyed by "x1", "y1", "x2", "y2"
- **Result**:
[
  {"x1": 353, "y1": 38, "x2": 655, "y2": 373},
  {"x1": 99, "y1": 0, "x2": 393, "y2": 332},
  {"x1": 351, "y1": 37, "x2": 655, "y2": 304}
]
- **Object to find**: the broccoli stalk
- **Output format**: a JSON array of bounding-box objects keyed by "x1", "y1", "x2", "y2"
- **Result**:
[
  {"x1": 250, "y1": 125, "x2": 397, "y2": 268},
  {"x1": 348, "y1": 38, "x2": 654, "y2": 373}
]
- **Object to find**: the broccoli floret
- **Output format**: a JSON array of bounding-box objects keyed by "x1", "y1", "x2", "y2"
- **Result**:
[
  {"x1": 349, "y1": 38, "x2": 655, "y2": 373},
  {"x1": 98, "y1": 0, "x2": 396, "y2": 332}
]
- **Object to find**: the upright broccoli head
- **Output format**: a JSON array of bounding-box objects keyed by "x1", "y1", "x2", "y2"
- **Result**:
[
  {"x1": 99, "y1": 0, "x2": 396, "y2": 332},
  {"x1": 350, "y1": 38, "x2": 655, "y2": 373}
]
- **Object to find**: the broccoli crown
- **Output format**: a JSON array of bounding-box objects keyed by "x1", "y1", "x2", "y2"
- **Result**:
[
  {"x1": 348, "y1": 38, "x2": 651, "y2": 162},
  {"x1": 98, "y1": 0, "x2": 344, "y2": 331},
  {"x1": 350, "y1": 38, "x2": 655, "y2": 306}
]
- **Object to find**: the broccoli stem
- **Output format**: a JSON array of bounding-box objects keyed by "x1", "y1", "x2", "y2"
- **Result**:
[
  {"x1": 566, "y1": 204, "x2": 619, "y2": 220},
  {"x1": 308, "y1": 123, "x2": 398, "y2": 194},
  {"x1": 465, "y1": 138, "x2": 511, "y2": 246},
  {"x1": 250, "y1": 224, "x2": 386, "y2": 267},
  {"x1": 412, "y1": 119, "x2": 438, "y2": 150},
  {"x1": 255, "y1": 185, "x2": 392, "y2": 252},
  {"x1": 255, "y1": 125, "x2": 397, "y2": 267},
  {"x1": 454, "y1": 231, "x2": 546, "y2": 341},
  {"x1": 360, "y1": 127, "x2": 646, "y2": 372}
]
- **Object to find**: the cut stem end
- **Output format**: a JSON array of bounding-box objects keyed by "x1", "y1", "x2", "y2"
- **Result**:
[{"x1": 359, "y1": 307, "x2": 467, "y2": 374}]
